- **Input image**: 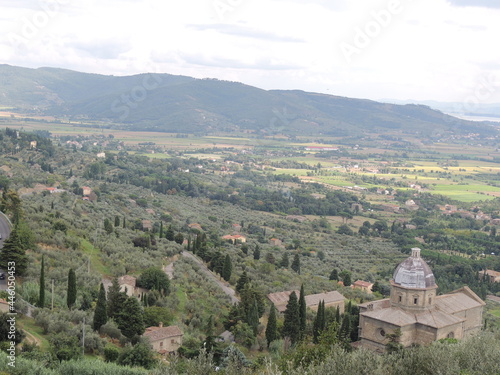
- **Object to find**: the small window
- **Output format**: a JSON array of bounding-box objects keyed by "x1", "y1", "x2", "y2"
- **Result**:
[
  {"x1": 413, "y1": 297, "x2": 418, "y2": 305},
  {"x1": 428, "y1": 297, "x2": 432, "y2": 304},
  {"x1": 398, "y1": 296, "x2": 402, "y2": 302},
  {"x1": 160, "y1": 342, "x2": 163, "y2": 347},
  {"x1": 447, "y1": 332, "x2": 455, "y2": 339},
  {"x1": 171, "y1": 339, "x2": 175, "y2": 344}
]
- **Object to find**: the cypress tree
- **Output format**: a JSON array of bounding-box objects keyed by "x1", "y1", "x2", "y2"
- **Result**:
[
  {"x1": 104, "y1": 218, "x2": 113, "y2": 234},
  {"x1": 236, "y1": 271, "x2": 248, "y2": 293},
  {"x1": 107, "y1": 277, "x2": 127, "y2": 319},
  {"x1": 115, "y1": 296, "x2": 145, "y2": 339},
  {"x1": 114, "y1": 215, "x2": 120, "y2": 227},
  {"x1": 123, "y1": 217, "x2": 126, "y2": 229},
  {"x1": 165, "y1": 225, "x2": 175, "y2": 241},
  {"x1": 314, "y1": 301, "x2": 327, "y2": 343},
  {"x1": 247, "y1": 299, "x2": 259, "y2": 335},
  {"x1": 329, "y1": 268, "x2": 339, "y2": 281},
  {"x1": 341, "y1": 270, "x2": 352, "y2": 287},
  {"x1": 279, "y1": 252, "x2": 289, "y2": 268},
  {"x1": 266, "y1": 304, "x2": 278, "y2": 347},
  {"x1": 159, "y1": 221, "x2": 163, "y2": 238},
  {"x1": 335, "y1": 306, "x2": 341, "y2": 323},
  {"x1": 253, "y1": 244, "x2": 260, "y2": 260},
  {"x1": 0, "y1": 226, "x2": 28, "y2": 276},
  {"x1": 241, "y1": 244, "x2": 248, "y2": 255},
  {"x1": 346, "y1": 300, "x2": 352, "y2": 314},
  {"x1": 67, "y1": 268, "x2": 77, "y2": 309},
  {"x1": 93, "y1": 283, "x2": 108, "y2": 331},
  {"x1": 319, "y1": 300, "x2": 326, "y2": 332},
  {"x1": 298, "y1": 284, "x2": 306, "y2": 338},
  {"x1": 194, "y1": 234, "x2": 201, "y2": 251},
  {"x1": 312, "y1": 301, "x2": 322, "y2": 344},
  {"x1": 187, "y1": 237, "x2": 191, "y2": 251},
  {"x1": 340, "y1": 313, "x2": 351, "y2": 341},
  {"x1": 283, "y1": 291, "x2": 300, "y2": 344},
  {"x1": 222, "y1": 255, "x2": 232, "y2": 282},
  {"x1": 37, "y1": 255, "x2": 45, "y2": 308},
  {"x1": 291, "y1": 254, "x2": 301, "y2": 274}
]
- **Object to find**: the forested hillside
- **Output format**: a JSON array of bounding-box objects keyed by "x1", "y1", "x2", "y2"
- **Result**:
[{"x1": 0, "y1": 64, "x2": 497, "y2": 137}]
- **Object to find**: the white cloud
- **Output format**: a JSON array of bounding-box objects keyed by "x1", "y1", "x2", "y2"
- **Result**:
[{"x1": 0, "y1": 0, "x2": 499, "y2": 103}]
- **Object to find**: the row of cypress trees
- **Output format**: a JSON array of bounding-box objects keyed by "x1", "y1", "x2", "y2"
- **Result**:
[{"x1": 37, "y1": 258, "x2": 76, "y2": 309}]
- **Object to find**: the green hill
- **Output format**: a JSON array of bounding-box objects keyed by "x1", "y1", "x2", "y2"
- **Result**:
[{"x1": 0, "y1": 64, "x2": 497, "y2": 137}]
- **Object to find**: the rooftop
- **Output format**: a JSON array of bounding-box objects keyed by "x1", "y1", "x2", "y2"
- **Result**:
[{"x1": 144, "y1": 325, "x2": 183, "y2": 342}]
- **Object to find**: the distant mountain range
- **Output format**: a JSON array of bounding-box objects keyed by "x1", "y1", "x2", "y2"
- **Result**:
[{"x1": 0, "y1": 64, "x2": 498, "y2": 137}]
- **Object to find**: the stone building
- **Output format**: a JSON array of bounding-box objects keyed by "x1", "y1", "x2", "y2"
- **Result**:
[
  {"x1": 267, "y1": 290, "x2": 345, "y2": 313},
  {"x1": 143, "y1": 323, "x2": 183, "y2": 354},
  {"x1": 353, "y1": 280, "x2": 373, "y2": 294},
  {"x1": 480, "y1": 269, "x2": 500, "y2": 283},
  {"x1": 358, "y1": 248, "x2": 484, "y2": 352}
]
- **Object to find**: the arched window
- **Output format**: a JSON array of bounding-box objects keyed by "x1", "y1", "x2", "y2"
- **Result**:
[{"x1": 447, "y1": 332, "x2": 454, "y2": 339}]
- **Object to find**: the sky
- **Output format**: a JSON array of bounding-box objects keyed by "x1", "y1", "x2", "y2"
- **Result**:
[{"x1": 1, "y1": 0, "x2": 500, "y2": 105}]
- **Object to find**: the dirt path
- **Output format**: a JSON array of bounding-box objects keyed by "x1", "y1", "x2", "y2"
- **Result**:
[
  {"x1": 181, "y1": 251, "x2": 240, "y2": 305},
  {"x1": 163, "y1": 254, "x2": 180, "y2": 279},
  {"x1": 22, "y1": 330, "x2": 42, "y2": 347}
]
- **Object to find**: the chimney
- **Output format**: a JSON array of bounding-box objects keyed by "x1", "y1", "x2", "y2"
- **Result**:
[
  {"x1": 159, "y1": 322, "x2": 163, "y2": 328},
  {"x1": 411, "y1": 247, "x2": 421, "y2": 258}
]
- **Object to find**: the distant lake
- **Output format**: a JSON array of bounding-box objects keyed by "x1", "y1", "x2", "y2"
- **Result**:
[{"x1": 449, "y1": 114, "x2": 500, "y2": 124}]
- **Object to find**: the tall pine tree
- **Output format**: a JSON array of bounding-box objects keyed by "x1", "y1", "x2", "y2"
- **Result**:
[
  {"x1": 246, "y1": 299, "x2": 259, "y2": 335},
  {"x1": 107, "y1": 277, "x2": 127, "y2": 319},
  {"x1": 0, "y1": 226, "x2": 28, "y2": 276},
  {"x1": 312, "y1": 300, "x2": 325, "y2": 343},
  {"x1": 283, "y1": 291, "x2": 300, "y2": 344},
  {"x1": 279, "y1": 253, "x2": 289, "y2": 268},
  {"x1": 298, "y1": 284, "x2": 306, "y2": 338},
  {"x1": 266, "y1": 304, "x2": 278, "y2": 347},
  {"x1": 236, "y1": 271, "x2": 248, "y2": 293},
  {"x1": 37, "y1": 255, "x2": 45, "y2": 308},
  {"x1": 67, "y1": 268, "x2": 77, "y2": 309},
  {"x1": 312, "y1": 302, "x2": 320, "y2": 344},
  {"x1": 291, "y1": 254, "x2": 301, "y2": 274},
  {"x1": 222, "y1": 255, "x2": 232, "y2": 281},
  {"x1": 253, "y1": 244, "x2": 260, "y2": 260},
  {"x1": 329, "y1": 269, "x2": 339, "y2": 281},
  {"x1": 93, "y1": 283, "x2": 108, "y2": 331}
]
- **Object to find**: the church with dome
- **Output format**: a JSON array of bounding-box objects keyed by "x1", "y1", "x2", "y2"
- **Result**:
[{"x1": 358, "y1": 247, "x2": 485, "y2": 352}]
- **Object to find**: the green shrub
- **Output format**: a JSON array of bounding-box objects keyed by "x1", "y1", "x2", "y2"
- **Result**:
[{"x1": 103, "y1": 344, "x2": 120, "y2": 363}]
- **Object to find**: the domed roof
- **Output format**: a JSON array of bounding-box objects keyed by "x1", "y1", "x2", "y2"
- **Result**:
[{"x1": 392, "y1": 248, "x2": 436, "y2": 289}]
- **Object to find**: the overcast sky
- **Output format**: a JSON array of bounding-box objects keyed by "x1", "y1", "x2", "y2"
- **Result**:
[{"x1": 1, "y1": 0, "x2": 499, "y2": 104}]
